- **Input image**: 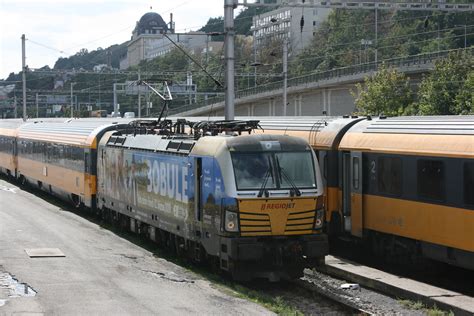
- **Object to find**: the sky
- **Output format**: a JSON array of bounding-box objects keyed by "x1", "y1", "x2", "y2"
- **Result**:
[{"x1": 0, "y1": 0, "x2": 237, "y2": 80}]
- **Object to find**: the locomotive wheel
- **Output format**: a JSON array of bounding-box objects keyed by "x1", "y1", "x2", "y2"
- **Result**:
[{"x1": 19, "y1": 175, "x2": 28, "y2": 187}]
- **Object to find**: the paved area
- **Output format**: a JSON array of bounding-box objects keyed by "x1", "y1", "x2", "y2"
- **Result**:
[
  {"x1": 0, "y1": 179, "x2": 273, "y2": 315},
  {"x1": 319, "y1": 255, "x2": 474, "y2": 316}
]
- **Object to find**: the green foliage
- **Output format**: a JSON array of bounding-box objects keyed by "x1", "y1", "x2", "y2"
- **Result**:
[
  {"x1": 454, "y1": 71, "x2": 474, "y2": 114},
  {"x1": 199, "y1": 17, "x2": 224, "y2": 41},
  {"x1": 353, "y1": 64, "x2": 412, "y2": 116},
  {"x1": 53, "y1": 43, "x2": 127, "y2": 70},
  {"x1": 199, "y1": 6, "x2": 273, "y2": 40},
  {"x1": 410, "y1": 50, "x2": 473, "y2": 115},
  {"x1": 291, "y1": 9, "x2": 474, "y2": 77}
]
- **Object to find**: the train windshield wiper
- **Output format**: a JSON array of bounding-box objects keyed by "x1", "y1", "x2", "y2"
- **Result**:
[
  {"x1": 276, "y1": 156, "x2": 301, "y2": 197},
  {"x1": 257, "y1": 156, "x2": 273, "y2": 197}
]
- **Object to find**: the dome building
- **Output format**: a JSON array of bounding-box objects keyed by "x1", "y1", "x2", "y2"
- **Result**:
[
  {"x1": 133, "y1": 12, "x2": 169, "y2": 37},
  {"x1": 120, "y1": 11, "x2": 174, "y2": 69},
  {"x1": 119, "y1": 11, "x2": 222, "y2": 70}
]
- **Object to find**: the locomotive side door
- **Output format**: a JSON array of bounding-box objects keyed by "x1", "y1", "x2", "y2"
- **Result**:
[
  {"x1": 350, "y1": 151, "x2": 363, "y2": 237},
  {"x1": 194, "y1": 157, "x2": 202, "y2": 222}
]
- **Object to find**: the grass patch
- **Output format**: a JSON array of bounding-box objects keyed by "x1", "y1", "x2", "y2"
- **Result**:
[
  {"x1": 224, "y1": 283, "x2": 303, "y2": 316},
  {"x1": 398, "y1": 299, "x2": 454, "y2": 316}
]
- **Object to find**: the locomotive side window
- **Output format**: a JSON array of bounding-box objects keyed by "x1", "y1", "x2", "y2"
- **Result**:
[
  {"x1": 377, "y1": 157, "x2": 402, "y2": 196},
  {"x1": 417, "y1": 160, "x2": 445, "y2": 202},
  {"x1": 464, "y1": 162, "x2": 474, "y2": 206}
]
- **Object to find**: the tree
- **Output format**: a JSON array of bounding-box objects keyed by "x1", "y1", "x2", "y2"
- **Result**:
[
  {"x1": 352, "y1": 64, "x2": 412, "y2": 116},
  {"x1": 411, "y1": 50, "x2": 473, "y2": 115},
  {"x1": 454, "y1": 71, "x2": 474, "y2": 114}
]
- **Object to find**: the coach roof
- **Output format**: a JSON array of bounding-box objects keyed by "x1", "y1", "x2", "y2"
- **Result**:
[
  {"x1": 17, "y1": 120, "x2": 130, "y2": 148},
  {"x1": 339, "y1": 116, "x2": 474, "y2": 158}
]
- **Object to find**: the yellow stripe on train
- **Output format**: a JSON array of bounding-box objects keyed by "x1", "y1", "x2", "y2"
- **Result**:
[{"x1": 238, "y1": 198, "x2": 319, "y2": 236}]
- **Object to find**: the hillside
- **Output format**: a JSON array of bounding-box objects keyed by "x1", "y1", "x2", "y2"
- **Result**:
[{"x1": 53, "y1": 43, "x2": 127, "y2": 70}]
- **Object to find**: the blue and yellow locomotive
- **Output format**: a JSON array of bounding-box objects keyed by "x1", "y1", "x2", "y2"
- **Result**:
[{"x1": 97, "y1": 120, "x2": 327, "y2": 280}]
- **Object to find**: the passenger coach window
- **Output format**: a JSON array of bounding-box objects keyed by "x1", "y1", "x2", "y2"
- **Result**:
[
  {"x1": 465, "y1": 162, "x2": 474, "y2": 206},
  {"x1": 377, "y1": 157, "x2": 402, "y2": 196},
  {"x1": 417, "y1": 160, "x2": 445, "y2": 201}
]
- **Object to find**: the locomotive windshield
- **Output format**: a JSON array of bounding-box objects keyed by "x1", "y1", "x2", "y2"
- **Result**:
[{"x1": 231, "y1": 151, "x2": 316, "y2": 191}]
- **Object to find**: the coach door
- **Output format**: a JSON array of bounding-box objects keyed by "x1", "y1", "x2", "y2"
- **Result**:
[
  {"x1": 342, "y1": 153, "x2": 352, "y2": 232},
  {"x1": 350, "y1": 151, "x2": 363, "y2": 237}
]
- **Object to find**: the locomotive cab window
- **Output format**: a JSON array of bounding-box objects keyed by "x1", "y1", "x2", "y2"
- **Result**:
[
  {"x1": 464, "y1": 162, "x2": 474, "y2": 206},
  {"x1": 377, "y1": 157, "x2": 402, "y2": 196},
  {"x1": 231, "y1": 151, "x2": 316, "y2": 191},
  {"x1": 417, "y1": 160, "x2": 445, "y2": 202}
]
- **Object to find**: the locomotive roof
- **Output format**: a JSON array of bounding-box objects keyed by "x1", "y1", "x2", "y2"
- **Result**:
[
  {"x1": 339, "y1": 116, "x2": 474, "y2": 158},
  {"x1": 104, "y1": 130, "x2": 313, "y2": 157},
  {"x1": 105, "y1": 132, "x2": 197, "y2": 154},
  {"x1": 192, "y1": 133, "x2": 312, "y2": 157},
  {"x1": 17, "y1": 120, "x2": 130, "y2": 148}
]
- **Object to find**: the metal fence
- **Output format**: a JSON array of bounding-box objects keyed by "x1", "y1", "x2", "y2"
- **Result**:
[{"x1": 170, "y1": 47, "x2": 473, "y2": 115}]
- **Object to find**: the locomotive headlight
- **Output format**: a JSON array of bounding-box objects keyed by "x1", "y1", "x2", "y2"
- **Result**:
[
  {"x1": 225, "y1": 211, "x2": 239, "y2": 233},
  {"x1": 314, "y1": 209, "x2": 324, "y2": 229}
]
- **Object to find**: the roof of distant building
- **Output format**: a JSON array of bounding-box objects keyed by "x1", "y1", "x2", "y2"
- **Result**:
[{"x1": 136, "y1": 12, "x2": 168, "y2": 35}]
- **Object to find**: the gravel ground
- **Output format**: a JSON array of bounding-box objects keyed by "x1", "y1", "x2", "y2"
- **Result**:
[{"x1": 301, "y1": 269, "x2": 427, "y2": 316}]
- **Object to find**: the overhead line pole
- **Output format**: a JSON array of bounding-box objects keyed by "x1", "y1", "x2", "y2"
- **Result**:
[
  {"x1": 35, "y1": 93, "x2": 39, "y2": 118},
  {"x1": 138, "y1": 71, "x2": 141, "y2": 118},
  {"x1": 224, "y1": 0, "x2": 236, "y2": 121},
  {"x1": 282, "y1": 38, "x2": 288, "y2": 116},
  {"x1": 375, "y1": 8, "x2": 378, "y2": 66},
  {"x1": 70, "y1": 82, "x2": 76, "y2": 118},
  {"x1": 21, "y1": 34, "x2": 27, "y2": 121}
]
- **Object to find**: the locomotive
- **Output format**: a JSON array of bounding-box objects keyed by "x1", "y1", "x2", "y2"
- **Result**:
[{"x1": 0, "y1": 118, "x2": 327, "y2": 281}]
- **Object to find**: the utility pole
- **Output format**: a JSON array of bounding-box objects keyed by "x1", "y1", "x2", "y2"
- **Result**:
[
  {"x1": 35, "y1": 93, "x2": 39, "y2": 118},
  {"x1": 113, "y1": 83, "x2": 118, "y2": 117},
  {"x1": 463, "y1": 24, "x2": 467, "y2": 48},
  {"x1": 456, "y1": 24, "x2": 467, "y2": 48},
  {"x1": 70, "y1": 82, "x2": 76, "y2": 118},
  {"x1": 146, "y1": 90, "x2": 150, "y2": 117},
  {"x1": 437, "y1": 23, "x2": 440, "y2": 52},
  {"x1": 375, "y1": 8, "x2": 378, "y2": 66},
  {"x1": 138, "y1": 72, "x2": 141, "y2": 118},
  {"x1": 14, "y1": 96, "x2": 17, "y2": 119},
  {"x1": 21, "y1": 34, "x2": 27, "y2": 121},
  {"x1": 224, "y1": 0, "x2": 236, "y2": 121},
  {"x1": 253, "y1": 35, "x2": 257, "y2": 88},
  {"x1": 282, "y1": 38, "x2": 288, "y2": 116}
]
